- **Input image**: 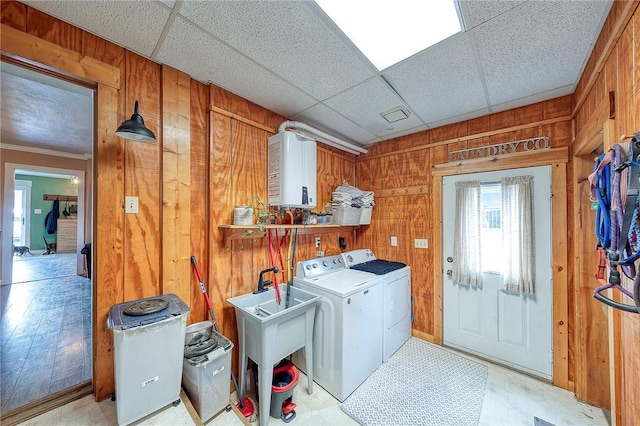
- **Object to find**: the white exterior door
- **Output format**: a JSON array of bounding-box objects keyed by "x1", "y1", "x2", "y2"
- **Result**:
[
  {"x1": 442, "y1": 166, "x2": 553, "y2": 380},
  {"x1": 13, "y1": 180, "x2": 32, "y2": 247}
]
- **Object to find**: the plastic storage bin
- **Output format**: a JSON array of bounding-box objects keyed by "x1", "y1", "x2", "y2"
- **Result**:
[
  {"x1": 107, "y1": 294, "x2": 189, "y2": 426},
  {"x1": 182, "y1": 321, "x2": 233, "y2": 423},
  {"x1": 330, "y1": 205, "x2": 362, "y2": 225},
  {"x1": 359, "y1": 206, "x2": 372, "y2": 225}
]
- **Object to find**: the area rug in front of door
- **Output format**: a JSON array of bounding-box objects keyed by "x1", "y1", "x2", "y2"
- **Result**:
[{"x1": 341, "y1": 338, "x2": 488, "y2": 426}]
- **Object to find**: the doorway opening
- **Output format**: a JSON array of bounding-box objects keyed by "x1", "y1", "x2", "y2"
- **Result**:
[{"x1": 0, "y1": 62, "x2": 94, "y2": 420}]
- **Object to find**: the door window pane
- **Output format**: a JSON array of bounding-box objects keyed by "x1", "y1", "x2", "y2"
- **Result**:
[{"x1": 481, "y1": 183, "x2": 501, "y2": 272}]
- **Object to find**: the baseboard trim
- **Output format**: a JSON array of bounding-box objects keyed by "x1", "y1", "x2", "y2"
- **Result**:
[
  {"x1": 412, "y1": 329, "x2": 435, "y2": 342},
  {"x1": 0, "y1": 381, "x2": 92, "y2": 426}
]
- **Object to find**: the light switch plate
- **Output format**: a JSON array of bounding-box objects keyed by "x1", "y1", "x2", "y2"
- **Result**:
[
  {"x1": 415, "y1": 238, "x2": 428, "y2": 249},
  {"x1": 125, "y1": 196, "x2": 139, "y2": 214},
  {"x1": 390, "y1": 236, "x2": 398, "y2": 247}
]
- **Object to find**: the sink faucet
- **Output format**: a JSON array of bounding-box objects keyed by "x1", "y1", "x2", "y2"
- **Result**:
[{"x1": 253, "y1": 266, "x2": 279, "y2": 294}]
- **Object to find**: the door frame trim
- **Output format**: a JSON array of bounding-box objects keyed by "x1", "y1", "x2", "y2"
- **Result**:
[
  {"x1": 432, "y1": 147, "x2": 570, "y2": 389},
  {"x1": 1, "y1": 22, "x2": 123, "y2": 401}
]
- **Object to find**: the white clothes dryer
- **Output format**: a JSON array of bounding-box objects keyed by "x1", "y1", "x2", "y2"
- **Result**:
[{"x1": 342, "y1": 249, "x2": 412, "y2": 361}]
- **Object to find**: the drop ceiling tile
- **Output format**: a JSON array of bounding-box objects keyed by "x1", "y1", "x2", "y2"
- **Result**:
[
  {"x1": 324, "y1": 78, "x2": 424, "y2": 138},
  {"x1": 383, "y1": 32, "x2": 488, "y2": 124},
  {"x1": 292, "y1": 104, "x2": 377, "y2": 145},
  {"x1": 159, "y1": 0, "x2": 176, "y2": 9},
  {"x1": 459, "y1": 0, "x2": 525, "y2": 29},
  {"x1": 155, "y1": 17, "x2": 317, "y2": 118},
  {"x1": 474, "y1": 0, "x2": 611, "y2": 106},
  {"x1": 22, "y1": 0, "x2": 171, "y2": 57},
  {"x1": 177, "y1": 1, "x2": 375, "y2": 101}
]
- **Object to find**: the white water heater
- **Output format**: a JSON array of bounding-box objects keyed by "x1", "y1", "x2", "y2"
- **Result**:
[{"x1": 268, "y1": 131, "x2": 317, "y2": 208}]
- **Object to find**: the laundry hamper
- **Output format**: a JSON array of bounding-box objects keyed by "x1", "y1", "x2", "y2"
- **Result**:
[{"x1": 107, "y1": 294, "x2": 190, "y2": 426}]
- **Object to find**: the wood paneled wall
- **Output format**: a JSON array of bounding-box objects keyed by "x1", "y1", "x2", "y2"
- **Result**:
[
  {"x1": 2, "y1": 2, "x2": 638, "y2": 422},
  {"x1": 1, "y1": 0, "x2": 357, "y2": 401},
  {"x1": 356, "y1": 97, "x2": 573, "y2": 345},
  {"x1": 572, "y1": 1, "x2": 640, "y2": 423}
]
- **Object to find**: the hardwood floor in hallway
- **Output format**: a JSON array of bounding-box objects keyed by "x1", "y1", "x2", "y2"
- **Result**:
[{"x1": 1, "y1": 253, "x2": 91, "y2": 414}]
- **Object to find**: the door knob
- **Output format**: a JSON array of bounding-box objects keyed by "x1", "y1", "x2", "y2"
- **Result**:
[
  {"x1": 446, "y1": 270, "x2": 452, "y2": 277},
  {"x1": 446, "y1": 256, "x2": 453, "y2": 263}
]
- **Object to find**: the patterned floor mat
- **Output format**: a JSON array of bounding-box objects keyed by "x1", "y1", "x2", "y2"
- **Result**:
[{"x1": 341, "y1": 338, "x2": 488, "y2": 426}]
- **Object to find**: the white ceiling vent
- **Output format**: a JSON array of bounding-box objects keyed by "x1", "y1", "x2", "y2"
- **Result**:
[{"x1": 381, "y1": 106, "x2": 411, "y2": 123}]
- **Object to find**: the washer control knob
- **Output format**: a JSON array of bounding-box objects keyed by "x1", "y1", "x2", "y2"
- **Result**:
[
  {"x1": 347, "y1": 255, "x2": 353, "y2": 263},
  {"x1": 322, "y1": 260, "x2": 330, "y2": 267},
  {"x1": 312, "y1": 263, "x2": 318, "y2": 269},
  {"x1": 305, "y1": 264, "x2": 312, "y2": 270}
]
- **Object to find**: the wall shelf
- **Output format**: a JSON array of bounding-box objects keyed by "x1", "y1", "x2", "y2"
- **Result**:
[{"x1": 218, "y1": 224, "x2": 358, "y2": 246}]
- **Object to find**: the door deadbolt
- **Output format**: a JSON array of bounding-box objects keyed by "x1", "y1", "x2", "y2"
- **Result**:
[
  {"x1": 446, "y1": 256, "x2": 453, "y2": 263},
  {"x1": 446, "y1": 270, "x2": 453, "y2": 277}
]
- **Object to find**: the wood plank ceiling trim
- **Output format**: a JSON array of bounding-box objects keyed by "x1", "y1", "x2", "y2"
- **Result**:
[
  {"x1": 0, "y1": 23, "x2": 119, "y2": 88},
  {"x1": 209, "y1": 105, "x2": 276, "y2": 134},
  {"x1": 432, "y1": 147, "x2": 569, "y2": 176},
  {"x1": 361, "y1": 116, "x2": 571, "y2": 161}
]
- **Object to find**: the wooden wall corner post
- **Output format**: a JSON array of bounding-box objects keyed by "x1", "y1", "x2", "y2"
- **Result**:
[
  {"x1": 432, "y1": 175, "x2": 443, "y2": 344},
  {"x1": 551, "y1": 162, "x2": 569, "y2": 389},
  {"x1": 603, "y1": 118, "x2": 621, "y2": 425},
  {"x1": 94, "y1": 84, "x2": 125, "y2": 401},
  {"x1": 161, "y1": 65, "x2": 192, "y2": 306}
]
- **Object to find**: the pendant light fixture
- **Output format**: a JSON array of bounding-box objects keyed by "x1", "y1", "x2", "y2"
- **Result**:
[{"x1": 115, "y1": 100, "x2": 157, "y2": 142}]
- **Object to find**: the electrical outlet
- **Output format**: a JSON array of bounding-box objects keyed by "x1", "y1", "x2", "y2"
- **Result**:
[
  {"x1": 125, "y1": 196, "x2": 139, "y2": 214},
  {"x1": 316, "y1": 251, "x2": 324, "y2": 257},
  {"x1": 339, "y1": 237, "x2": 347, "y2": 251},
  {"x1": 390, "y1": 236, "x2": 398, "y2": 247},
  {"x1": 414, "y1": 238, "x2": 428, "y2": 249},
  {"x1": 315, "y1": 237, "x2": 321, "y2": 248}
]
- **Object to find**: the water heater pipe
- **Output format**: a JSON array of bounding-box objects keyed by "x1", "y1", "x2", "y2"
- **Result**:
[{"x1": 278, "y1": 121, "x2": 368, "y2": 155}]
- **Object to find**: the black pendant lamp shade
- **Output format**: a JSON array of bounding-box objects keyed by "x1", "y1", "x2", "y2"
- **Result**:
[{"x1": 115, "y1": 100, "x2": 157, "y2": 142}]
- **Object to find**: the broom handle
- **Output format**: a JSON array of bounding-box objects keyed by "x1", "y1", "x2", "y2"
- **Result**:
[{"x1": 191, "y1": 256, "x2": 219, "y2": 332}]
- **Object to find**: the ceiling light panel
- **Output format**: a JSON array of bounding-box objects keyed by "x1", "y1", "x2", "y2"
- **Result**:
[{"x1": 315, "y1": 0, "x2": 462, "y2": 70}]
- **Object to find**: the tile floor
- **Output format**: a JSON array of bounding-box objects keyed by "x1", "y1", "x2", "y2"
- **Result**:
[
  {"x1": 1, "y1": 253, "x2": 91, "y2": 413},
  {"x1": 18, "y1": 345, "x2": 609, "y2": 426}
]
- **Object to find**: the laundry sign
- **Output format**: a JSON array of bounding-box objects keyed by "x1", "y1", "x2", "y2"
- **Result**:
[{"x1": 448, "y1": 136, "x2": 550, "y2": 162}]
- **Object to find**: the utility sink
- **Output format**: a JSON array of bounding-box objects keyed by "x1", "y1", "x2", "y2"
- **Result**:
[
  {"x1": 227, "y1": 285, "x2": 319, "y2": 426},
  {"x1": 227, "y1": 284, "x2": 318, "y2": 320}
]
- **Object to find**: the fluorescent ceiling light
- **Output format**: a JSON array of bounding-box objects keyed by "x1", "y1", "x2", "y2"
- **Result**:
[{"x1": 316, "y1": 0, "x2": 462, "y2": 71}]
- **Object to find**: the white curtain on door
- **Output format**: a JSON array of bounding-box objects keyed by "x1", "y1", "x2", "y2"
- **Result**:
[
  {"x1": 452, "y1": 181, "x2": 483, "y2": 288},
  {"x1": 501, "y1": 175, "x2": 535, "y2": 294}
]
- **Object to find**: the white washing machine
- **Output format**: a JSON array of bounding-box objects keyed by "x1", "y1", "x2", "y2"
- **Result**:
[
  {"x1": 342, "y1": 249, "x2": 412, "y2": 361},
  {"x1": 292, "y1": 254, "x2": 384, "y2": 402}
]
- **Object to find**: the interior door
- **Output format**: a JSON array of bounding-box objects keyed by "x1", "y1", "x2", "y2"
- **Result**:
[
  {"x1": 442, "y1": 166, "x2": 553, "y2": 380},
  {"x1": 13, "y1": 180, "x2": 31, "y2": 247}
]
